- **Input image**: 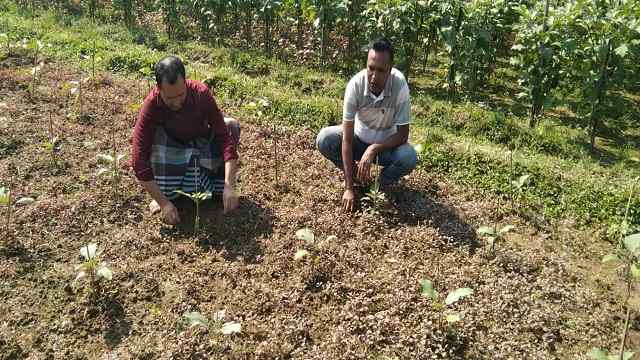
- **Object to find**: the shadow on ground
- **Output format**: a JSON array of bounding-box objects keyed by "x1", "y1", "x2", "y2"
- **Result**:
[
  {"x1": 167, "y1": 196, "x2": 273, "y2": 263},
  {"x1": 389, "y1": 181, "x2": 479, "y2": 254}
]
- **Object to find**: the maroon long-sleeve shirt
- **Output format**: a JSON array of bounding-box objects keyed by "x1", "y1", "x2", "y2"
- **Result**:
[{"x1": 131, "y1": 79, "x2": 238, "y2": 181}]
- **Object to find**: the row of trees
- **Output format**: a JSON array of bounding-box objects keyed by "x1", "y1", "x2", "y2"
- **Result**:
[{"x1": 15, "y1": 0, "x2": 640, "y2": 146}]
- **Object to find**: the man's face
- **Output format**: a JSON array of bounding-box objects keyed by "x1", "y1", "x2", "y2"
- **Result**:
[
  {"x1": 159, "y1": 76, "x2": 187, "y2": 111},
  {"x1": 366, "y1": 49, "x2": 391, "y2": 95}
]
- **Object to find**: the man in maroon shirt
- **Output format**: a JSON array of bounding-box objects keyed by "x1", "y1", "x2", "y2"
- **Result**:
[{"x1": 131, "y1": 56, "x2": 240, "y2": 225}]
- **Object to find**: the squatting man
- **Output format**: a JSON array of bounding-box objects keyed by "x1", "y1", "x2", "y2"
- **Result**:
[
  {"x1": 131, "y1": 56, "x2": 240, "y2": 225},
  {"x1": 316, "y1": 38, "x2": 417, "y2": 212}
]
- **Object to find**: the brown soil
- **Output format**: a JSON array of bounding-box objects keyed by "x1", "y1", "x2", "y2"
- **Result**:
[{"x1": 0, "y1": 54, "x2": 632, "y2": 359}]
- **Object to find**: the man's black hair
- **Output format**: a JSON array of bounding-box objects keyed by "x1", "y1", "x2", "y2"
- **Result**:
[
  {"x1": 154, "y1": 56, "x2": 186, "y2": 86},
  {"x1": 369, "y1": 38, "x2": 394, "y2": 64}
]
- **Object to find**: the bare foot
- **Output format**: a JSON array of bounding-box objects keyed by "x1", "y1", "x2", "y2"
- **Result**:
[{"x1": 149, "y1": 200, "x2": 161, "y2": 215}]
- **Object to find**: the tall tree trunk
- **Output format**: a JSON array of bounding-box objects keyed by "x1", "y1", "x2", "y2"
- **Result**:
[
  {"x1": 590, "y1": 39, "x2": 612, "y2": 149},
  {"x1": 264, "y1": 12, "x2": 272, "y2": 57},
  {"x1": 295, "y1": 0, "x2": 303, "y2": 51},
  {"x1": 448, "y1": 6, "x2": 464, "y2": 97},
  {"x1": 530, "y1": 0, "x2": 550, "y2": 128}
]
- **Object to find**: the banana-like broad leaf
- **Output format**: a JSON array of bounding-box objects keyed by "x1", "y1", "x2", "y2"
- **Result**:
[
  {"x1": 80, "y1": 243, "x2": 97, "y2": 260},
  {"x1": 183, "y1": 311, "x2": 209, "y2": 328},
  {"x1": 294, "y1": 249, "x2": 310, "y2": 261},
  {"x1": 296, "y1": 228, "x2": 315, "y2": 246},
  {"x1": 97, "y1": 265, "x2": 113, "y2": 281},
  {"x1": 445, "y1": 313, "x2": 461, "y2": 323},
  {"x1": 623, "y1": 233, "x2": 640, "y2": 255},
  {"x1": 419, "y1": 279, "x2": 438, "y2": 301},
  {"x1": 220, "y1": 321, "x2": 241, "y2": 335},
  {"x1": 445, "y1": 288, "x2": 473, "y2": 305}
]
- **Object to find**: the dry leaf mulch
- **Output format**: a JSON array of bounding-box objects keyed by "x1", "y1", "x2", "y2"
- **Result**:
[{"x1": 0, "y1": 55, "x2": 630, "y2": 359}]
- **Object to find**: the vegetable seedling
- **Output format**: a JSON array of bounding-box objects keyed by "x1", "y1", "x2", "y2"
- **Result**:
[
  {"x1": 75, "y1": 243, "x2": 113, "y2": 289},
  {"x1": 419, "y1": 279, "x2": 473, "y2": 329},
  {"x1": 599, "y1": 177, "x2": 639, "y2": 360},
  {"x1": 361, "y1": 159, "x2": 387, "y2": 215},
  {"x1": 173, "y1": 188, "x2": 212, "y2": 234},
  {"x1": 181, "y1": 309, "x2": 242, "y2": 335},
  {"x1": 477, "y1": 224, "x2": 515, "y2": 257},
  {"x1": 0, "y1": 186, "x2": 12, "y2": 239}
]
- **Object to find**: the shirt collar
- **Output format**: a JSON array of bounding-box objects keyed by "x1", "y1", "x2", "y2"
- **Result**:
[{"x1": 363, "y1": 69, "x2": 394, "y2": 99}]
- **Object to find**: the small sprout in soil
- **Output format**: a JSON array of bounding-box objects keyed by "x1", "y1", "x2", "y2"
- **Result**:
[
  {"x1": 0, "y1": 186, "x2": 12, "y2": 238},
  {"x1": 361, "y1": 162, "x2": 387, "y2": 215},
  {"x1": 97, "y1": 153, "x2": 126, "y2": 192},
  {"x1": 75, "y1": 243, "x2": 113, "y2": 288},
  {"x1": 173, "y1": 190, "x2": 212, "y2": 234},
  {"x1": 43, "y1": 137, "x2": 61, "y2": 168},
  {"x1": 477, "y1": 224, "x2": 515, "y2": 257},
  {"x1": 419, "y1": 279, "x2": 473, "y2": 329},
  {"x1": 510, "y1": 173, "x2": 531, "y2": 209},
  {"x1": 294, "y1": 228, "x2": 335, "y2": 261},
  {"x1": 27, "y1": 39, "x2": 44, "y2": 98},
  {"x1": 181, "y1": 310, "x2": 242, "y2": 335}
]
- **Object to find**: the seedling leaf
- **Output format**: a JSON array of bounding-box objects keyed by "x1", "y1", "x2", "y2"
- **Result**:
[
  {"x1": 499, "y1": 225, "x2": 515, "y2": 234},
  {"x1": 631, "y1": 264, "x2": 640, "y2": 279},
  {"x1": 601, "y1": 254, "x2": 620, "y2": 263},
  {"x1": 97, "y1": 154, "x2": 114, "y2": 163},
  {"x1": 221, "y1": 321, "x2": 242, "y2": 335},
  {"x1": 80, "y1": 243, "x2": 97, "y2": 260},
  {"x1": 445, "y1": 288, "x2": 473, "y2": 305},
  {"x1": 623, "y1": 233, "x2": 640, "y2": 255},
  {"x1": 183, "y1": 311, "x2": 209, "y2": 328},
  {"x1": 296, "y1": 228, "x2": 315, "y2": 245},
  {"x1": 294, "y1": 249, "x2": 310, "y2": 261},
  {"x1": 97, "y1": 265, "x2": 113, "y2": 281},
  {"x1": 477, "y1": 226, "x2": 496, "y2": 237},
  {"x1": 445, "y1": 313, "x2": 461, "y2": 323},
  {"x1": 419, "y1": 279, "x2": 438, "y2": 301},
  {"x1": 16, "y1": 197, "x2": 35, "y2": 206},
  {"x1": 213, "y1": 309, "x2": 226, "y2": 321}
]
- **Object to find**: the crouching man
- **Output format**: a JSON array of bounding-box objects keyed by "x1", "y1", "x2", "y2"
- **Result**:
[
  {"x1": 131, "y1": 56, "x2": 240, "y2": 225},
  {"x1": 316, "y1": 38, "x2": 417, "y2": 212}
]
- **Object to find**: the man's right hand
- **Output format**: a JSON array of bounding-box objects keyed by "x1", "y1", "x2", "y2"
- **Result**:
[
  {"x1": 161, "y1": 201, "x2": 181, "y2": 225},
  {"x1": 342, "y1": 188, "x2": 356, "y2": 213}
]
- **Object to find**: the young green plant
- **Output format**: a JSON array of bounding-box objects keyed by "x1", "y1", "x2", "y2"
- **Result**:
[
  {"x1": 293, "y1": 227, "x2": 337, "y2": 261},
  {"x1": 419, "y1": 279, "x2": 473, "y2": 329},
  {"x1": 477, "y1": 224, "x2": 515, "y2": 257},
  {"x1": 75, "y1": 243, "x2": 113, "y2": 289},
  {"x1": 0, "y1": 186, "x2": 12, "y2": 239},
  {"x1": 181, "y1": 309, "x2": 242, "y2": 335},
  {"x1": 361, "y1": 158, "x2": 387, "y2": 215},
  {"x1": 598, "y1": 177, "x2": 639, "y2": 360},
  {"x1": 28, "y1": 39, "x2": 44, "y2": 98}
]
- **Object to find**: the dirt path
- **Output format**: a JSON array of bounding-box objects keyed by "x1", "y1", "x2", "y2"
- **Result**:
[{"x1": 0, "y1": 56, "x2": 630, "y2": 359}]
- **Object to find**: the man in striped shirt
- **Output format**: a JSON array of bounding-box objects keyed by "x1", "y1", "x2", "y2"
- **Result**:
[{"x1": 316, "y1": 38, "x2": 417, "y2": 212}]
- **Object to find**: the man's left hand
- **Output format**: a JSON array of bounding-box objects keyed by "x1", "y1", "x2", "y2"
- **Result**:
[
  {"x1": 223, "y1": 184, "x2": 239, "y2": 214},
  {"x1": 357, "y1": 145, "x2": 378, "y2": 183}
]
